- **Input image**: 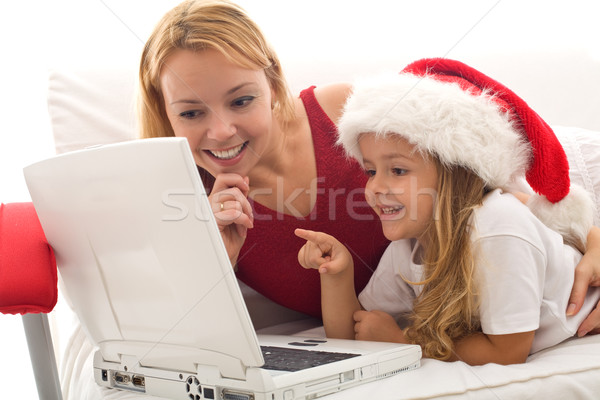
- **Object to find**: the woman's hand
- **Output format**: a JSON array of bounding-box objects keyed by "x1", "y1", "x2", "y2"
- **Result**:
[
  {"x1": 353, "y1": 310, "x2": 406, "y2": 343},
  {"x1": 568, "y1": 226, "x2": 600, "y2": 336},
  {"x1": 294, "y1": 228, "x2": 353, "y2": 275},
  {"x1": 209, "y1": 173, "x2": 254, "y2": 266}
]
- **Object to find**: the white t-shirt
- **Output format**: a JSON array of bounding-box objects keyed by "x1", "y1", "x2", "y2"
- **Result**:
[{"x1": 359, "y1": 189, "x2": 600, "y2": 353}]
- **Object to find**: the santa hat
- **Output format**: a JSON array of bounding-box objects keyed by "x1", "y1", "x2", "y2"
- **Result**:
[{"x1": 337, "y1": 58, "x2": 594, "y2": 248}]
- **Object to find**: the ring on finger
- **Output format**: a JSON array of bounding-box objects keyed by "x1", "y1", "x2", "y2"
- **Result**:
[{"x1": 220, "y1": 202, "x2": 225, "y2": 211}]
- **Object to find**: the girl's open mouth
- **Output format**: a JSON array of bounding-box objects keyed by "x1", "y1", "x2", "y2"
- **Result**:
[{"x1": 379, "y1": 205, "x2": 405, "y2": 220}]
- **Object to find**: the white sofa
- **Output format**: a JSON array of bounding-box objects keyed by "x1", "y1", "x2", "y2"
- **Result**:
[{"x1": 44, "y1": 2, "x2": 600, "y2": 399}]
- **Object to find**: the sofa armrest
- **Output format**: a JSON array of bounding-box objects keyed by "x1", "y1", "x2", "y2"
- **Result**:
[
  {"x1": 1, "y1": 202, "x2": 63, "y2": 399},
  {"x1": 0, "y1": 202, "x2": 57, "y2": 314}
]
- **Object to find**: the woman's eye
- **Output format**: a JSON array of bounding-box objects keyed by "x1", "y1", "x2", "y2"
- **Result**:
[
  {"x1": 232, "y1": 96, "x2": 255, "y2": 108},
  {"x1": 179, "y1": 110, "x2": 203, "y2": 119},
  {"x1": 392, "y1": 168, "x2": 407, "y2": 176}
]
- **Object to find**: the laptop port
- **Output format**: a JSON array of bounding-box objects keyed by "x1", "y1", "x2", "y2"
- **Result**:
[
  {"x1": 114, "y1": 372, "x2": 131, "y2": 385},
  {"x1": 132, "y1": 375, "x2": 145, "y2": 388},
  {"x1": 203, "y1": 387, "x2": 215, "y2": 399},
  {"x1": 222, "y1": 389, "x2": 254, "y2": 400}
]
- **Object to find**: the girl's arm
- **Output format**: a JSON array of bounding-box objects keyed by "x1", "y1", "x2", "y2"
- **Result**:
[
  {"x1": 450, "y1": 330, "x2": 535, "y2": 365},
  {"x1": 320, "y1": 261, "x2": 362, "y2": 339},
  {"x1": 295, "y1": 228, "x2": 360, "y2": 339}
]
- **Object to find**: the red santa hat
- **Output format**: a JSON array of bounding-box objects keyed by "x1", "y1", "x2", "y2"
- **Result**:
[{"x1": 337, "y1": 58, "x2": 594, "y2": 247}]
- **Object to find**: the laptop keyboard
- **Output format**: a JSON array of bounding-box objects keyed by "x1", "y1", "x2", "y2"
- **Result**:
[{"x1": 260, "y1": 346, "x2": 360, "y2": 372}]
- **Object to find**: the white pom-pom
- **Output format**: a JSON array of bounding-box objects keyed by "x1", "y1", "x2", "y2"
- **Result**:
[{"x1": 527, "y1": 184, "x2": 595, "y2": 250}]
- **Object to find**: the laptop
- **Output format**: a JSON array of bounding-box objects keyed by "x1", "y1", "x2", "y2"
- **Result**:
[{"x1": 24, "y1": 137, "x2": 421, "y2": 400}]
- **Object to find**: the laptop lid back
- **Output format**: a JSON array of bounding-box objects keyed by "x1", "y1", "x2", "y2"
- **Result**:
[{"x1": 24, "y1": 138, "x2": 263, "y2": 377}]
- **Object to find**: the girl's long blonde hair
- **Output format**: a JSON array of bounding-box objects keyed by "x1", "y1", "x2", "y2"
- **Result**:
[
  {"x1": 404, "y1": 160, "x2": 488, "y2": 360},
  {"x1": 138, "y1": 0, "x2": 295, "y2": 139}
]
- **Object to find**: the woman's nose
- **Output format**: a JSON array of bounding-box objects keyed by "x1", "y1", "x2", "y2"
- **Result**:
[{"x1": 206, "y1": 111, "x2": 237, "y2": 141}]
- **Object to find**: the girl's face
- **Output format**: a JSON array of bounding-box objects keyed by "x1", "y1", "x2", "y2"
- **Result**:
[
  {"x1": 359, "y1": 134, "x2": 438, "y2": 244},
  {"x1": 160, "y1": 48, "x2": 274, "y2": 176}
]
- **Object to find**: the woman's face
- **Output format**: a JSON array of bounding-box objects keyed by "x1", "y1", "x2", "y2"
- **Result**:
[
  {"x1": 359, "y1": 134, "x2": 438, "y2": 244},
  {"x1": 160, "y1": 48, "x2": 274, "y2": 176}
]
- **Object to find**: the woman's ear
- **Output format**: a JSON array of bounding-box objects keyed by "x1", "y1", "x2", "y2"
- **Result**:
[{"x1": 270, "y1": 87, "x2": 277, "y2": 110}]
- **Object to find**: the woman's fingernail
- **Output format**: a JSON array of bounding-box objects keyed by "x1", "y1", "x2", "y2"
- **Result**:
[{"x1": 566, "y1": 303, "x2": 577, "y2": 316}]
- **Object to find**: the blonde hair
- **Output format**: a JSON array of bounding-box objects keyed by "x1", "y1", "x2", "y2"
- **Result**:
[
  {"x1": 138, "y1": 0, "x2": 295, "y2": 139},
  {"x1": 404, "y1": 161, "x2": 487, "y2": 360}
]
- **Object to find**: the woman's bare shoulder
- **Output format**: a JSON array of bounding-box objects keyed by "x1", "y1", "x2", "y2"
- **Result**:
[{"x1": 313, "y1": 82, "x2": 353, "y2": 125}]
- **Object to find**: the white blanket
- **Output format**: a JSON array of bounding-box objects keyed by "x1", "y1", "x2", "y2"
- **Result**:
[{"x1": 59, "y1": 319, "x2": 600, "y2": 400}]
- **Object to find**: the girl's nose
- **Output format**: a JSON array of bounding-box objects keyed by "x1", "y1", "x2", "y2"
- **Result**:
[
  {"x1": 364, "y1": 173, "x2": 387, "y2": 207},
  {"x1": 366, "y1": 173, "x2": 387, "y2": 195}
]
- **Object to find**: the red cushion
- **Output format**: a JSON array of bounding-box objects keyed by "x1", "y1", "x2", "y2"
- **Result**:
[{"x1": 0, "y1": 202, "x2": 57, "y2": 314}]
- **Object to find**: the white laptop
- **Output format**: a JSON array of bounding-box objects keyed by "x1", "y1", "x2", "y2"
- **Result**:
[{"x1": 24, "y1": 138, "x2": 421, "y2": 400}]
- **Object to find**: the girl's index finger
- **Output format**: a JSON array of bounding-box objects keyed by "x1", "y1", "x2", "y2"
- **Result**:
[
  {"x1": 294, "y1": 228, "x2": 336, "y2": 255},
  {"x1": 294, "y1": 228, "x2": 324, "y2": 243}
]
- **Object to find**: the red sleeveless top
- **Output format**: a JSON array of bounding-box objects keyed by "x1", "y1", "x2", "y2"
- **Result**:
[{"x1": 234, "y1": 86, "x2": 390, "y2": 318}]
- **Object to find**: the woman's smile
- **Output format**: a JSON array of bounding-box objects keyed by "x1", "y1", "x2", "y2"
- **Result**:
[{"x1": 205, "y1": 141, "x2": 249, "y2": 160}]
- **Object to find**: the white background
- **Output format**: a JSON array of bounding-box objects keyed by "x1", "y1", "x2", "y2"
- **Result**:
[{"x1": 1, "y1": 1, "x2": 598, "y2": 398}]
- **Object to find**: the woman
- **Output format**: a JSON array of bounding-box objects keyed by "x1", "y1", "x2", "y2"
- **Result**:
[{"x1": 138, "y1": 0, "x2": 600, "y2": 331}]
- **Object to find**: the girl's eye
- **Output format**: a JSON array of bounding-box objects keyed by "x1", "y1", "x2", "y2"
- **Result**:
[
  {"x1": 179, "y1": 110, "x2": 204, "y2": 119},
  {"x1": 392, "y1": 168, "x2": 407, "y2": 176},
  {"x1": 364, "y1": 169, "x2": 376, "y2": 178},
  {"x1": 231, "y1": 96, "x2": 255, "y2": 108}
]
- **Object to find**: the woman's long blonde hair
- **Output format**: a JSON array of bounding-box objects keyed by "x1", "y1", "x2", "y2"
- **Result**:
[
  {"x1": 138, "y1": 0, "x2": 295, "y2": 139},
  {"x1": 404, "y1": 160, "x2": 488, "y2": 360}
]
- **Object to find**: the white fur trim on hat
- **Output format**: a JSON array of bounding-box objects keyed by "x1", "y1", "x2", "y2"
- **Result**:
[
  {"x1": 336, "y1": 73, "x2": 532, "y2": 189},
  {"x1": 527, "y1": 184, "x2": 595, "y2": 250}
]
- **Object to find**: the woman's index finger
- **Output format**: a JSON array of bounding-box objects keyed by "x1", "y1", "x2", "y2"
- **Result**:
[{"x1": 213, "y1": 173, "x2": 250, "y2": 195}]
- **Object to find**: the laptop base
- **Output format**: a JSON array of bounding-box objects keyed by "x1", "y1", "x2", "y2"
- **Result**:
[{"x1": 93, "y1": 335, "x2": 421, "y2": 400}]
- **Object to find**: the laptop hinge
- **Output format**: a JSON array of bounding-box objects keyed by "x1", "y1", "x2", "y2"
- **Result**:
[
  {"x1": 114, "y1": 353, "x2": 248, "y2": 380},
  {"x1": 100, "y1": 341, "x2": 256, "y2": 380},
  {"x1": 196, "y1": 358, "x2": 247, "y2": 381}
]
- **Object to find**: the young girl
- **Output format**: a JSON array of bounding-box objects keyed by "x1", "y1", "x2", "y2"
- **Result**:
[{"x1": 295, "y1": 58, "x2": 600, "y2": 365}]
